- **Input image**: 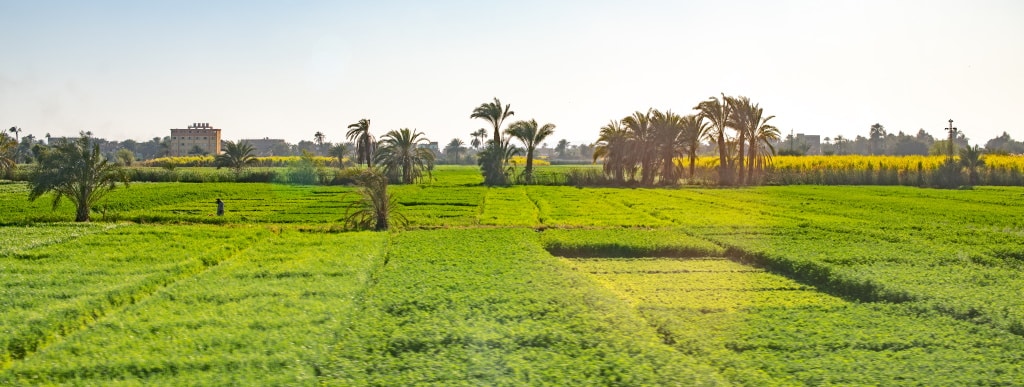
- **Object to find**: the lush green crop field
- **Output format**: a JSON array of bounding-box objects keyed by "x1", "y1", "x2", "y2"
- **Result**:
[{"x1": 2, "y1": 166, "x2": 1023, "y2": 385}]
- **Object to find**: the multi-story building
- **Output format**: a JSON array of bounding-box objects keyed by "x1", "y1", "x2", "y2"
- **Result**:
[
  {"x1": 239, "y1": 137, "x2": 288, "y2": 156},
  {"x1": 170, "y1": 123, "x2": 221, "y2": 156}
]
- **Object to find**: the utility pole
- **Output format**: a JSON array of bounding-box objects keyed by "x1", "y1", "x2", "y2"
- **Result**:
[{"x1": 945, "y1": 119, "x2": 957, "y2": 160}]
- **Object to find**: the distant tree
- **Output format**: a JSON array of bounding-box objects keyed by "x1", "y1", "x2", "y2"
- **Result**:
[
  {"x1": 960, "y1": 145, "x2": 985, "y2": 186},
  {"x1": 471, "y1": 97, "x2": 515, "y2": 143},
  {"x1": 215, "y1": 141, "x2": 258, "y2": 174},
  {"x1": 650, "y1": 109, "x2": 685, "y2": 184},
  {"x1": 0, "y1": 134, "x2": 15, "y2": 175},
  {"x1": 346, "y1": 119, "x2": 375, "y2": 167},
  {"x1": 555, "y1": 139, "x2": 570, "y2": 159},
  {"x1": 869, "y1": 123, "x2": 886, "y2": 155},
  {"x1": 115, "y1": 148, "x2": 135, "y2": 166},
  {"x1": 328, "y1": 143, "x2": 349, "y2": 167},
  {"x1": 470, "y1": 128, "x2": 487, "y2": 150},
  {"x1": 507, "y1": 119, "x2": 556, "y2": 183},
  {"x1": 314, "y1": 131, "x2": 326, "y2": 155},
  {"x1": 444, "y1": 138, "x2": 466, "y2": 164},
  {"x1": 374, "y1": 128, "x2": 435, "y2": 184},
  {"x1": 27, "y1": 135, "x2": 129, "y2": 222}
]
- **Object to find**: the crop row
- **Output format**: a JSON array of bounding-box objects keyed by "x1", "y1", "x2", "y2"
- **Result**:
[
  {"x1": 1, "y1": 228, "x2": 386, "y2": 385},
  {"x1": 0, "y1": 225, "x2": 263, "y2": 367},
  {"x1": 322, "y1": 229, "x2": 724, "y2": 385},
  {"x1": 570, "y1": 257, "x2": 1024, "y2": 385}
]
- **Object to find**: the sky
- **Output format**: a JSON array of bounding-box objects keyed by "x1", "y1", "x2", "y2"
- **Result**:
[{"x1": 1, "y1": 0, "x2": 1022, "y2": 147}]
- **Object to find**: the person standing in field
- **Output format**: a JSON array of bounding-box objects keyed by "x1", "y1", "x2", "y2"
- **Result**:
[{"x1": 216, "y1": 198, "x2": 224, "y2": 216}]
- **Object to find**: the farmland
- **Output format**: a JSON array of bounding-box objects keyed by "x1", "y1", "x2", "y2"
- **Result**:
[{"x1": 1, "y1": 165, "x2": 1023, "y2": 385}]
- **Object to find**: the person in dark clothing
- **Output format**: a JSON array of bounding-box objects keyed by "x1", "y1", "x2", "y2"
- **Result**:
[{"x1": 216, "y1": 198, "x2": 224, "y2": 216}]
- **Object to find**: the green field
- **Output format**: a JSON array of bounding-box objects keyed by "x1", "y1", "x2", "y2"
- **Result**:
[{"x1": 2, "y1": 166, "x2": 1023, "y2": 385}]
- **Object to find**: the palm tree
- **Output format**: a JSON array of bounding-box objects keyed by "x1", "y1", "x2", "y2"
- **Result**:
[
  {"x1": 477, "y1": 136, "x2": 520, "y2": 185},
  {"x1": 695, "y1": 94, "x2": 735, "y2": 186},
  {"x1": 314, "y1": 131, "x2": 326, "y2": 155},
  {"x1": 622, "y1": 110, "x2": 659, "y2": 185},
  {"x1": 215, "y1": 141, "x2": 258, "y2": 174},
  {"x1": 650, "y1": 109, "x2": 685, "y2": 185},
  {"x1": 869, "y1": 123, "x2": 886, "y2": 155},
  {"x1": 747, "y1": 119, "x2": 781, "y2": 182},
  {"x1": 471, "y1": 97, "x2": 515, "y2": 143},
  {"x1": 0, "y1": 133, "x2": 16, "y2": 176},
  {"x1": 679, "y1": 114, "x2": 709, "y2": 180},
  {"x1": 344, "y1": 169, "x2": 405, "y2": 231},
  {"x1": 8, "y1": 127, "x2": 22, "y2": 163},
  {"x1": 374, "y1": 128, "x2": 435, "y2": 184},
  {"x1": 470, "y1": 128, "x2": 487, "y2": 150},
  {"x1": 27, "y1": 135, "x2": 129, "y2": 222},
  {"x1": 346, "y1": 119, "x2": 375, "y2": 167},
  {"x1": 735, "y1": 101, "x2": 778, "y2": 184},
  {"x1": 507, "y1": 119, "x2": 556, "y2": 183},
  {"x1": 328, "y1": 143, "x2": 349, "y2": 167},
  {"x1": 555, "y1": 139, "x2": 570, "y2": 160},
  {"x1": 445, "y1": 138, "x2": 466, "y2": 164},
  {"x1": 834, "y1": 135, "x2": 847, "y2": 155},
  {"x1": 959, "y1": 145, "x2": 985, "y2": 185},
  {"x1": 593, "y1": 120, "x2": 633, "y2": 183}
]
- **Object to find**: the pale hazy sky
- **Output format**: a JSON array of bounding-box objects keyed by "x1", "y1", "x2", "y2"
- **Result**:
[{"x1": 1, "y1": 1, "x2": 1021, "y2": 146}]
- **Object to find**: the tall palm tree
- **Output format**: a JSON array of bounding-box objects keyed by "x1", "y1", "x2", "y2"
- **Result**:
[
  {"x1": 215, "y1": 141, "x2": 258, "y2": 174},
  {"x1": 622, "y1": 109, "x2": 658, "y2": 185},
  {"x1": 8, "y1": 127, "x2": 22, "y2": 163},
  {"x1": 445, "y1": 138, "x2": 466, "y2": 164},
  {"x1": 593, "y1": 120, "x2": 633, "y2": 183},
  {"x1": 695, "y1": 94, "x2": 735, "y2": 186},
  {"x1": 470, "y1": 128, "x2": 487, "y2": 150},
  {"x1": 650, "y1": 109, "x2": 685, "y2": 185},
  {"x1": 0, "y1": 133, "x2": 16, "y2": 176},
  {"x1": 374, "y1": 128, "x2": 435, "y2": 184},
  {"x1": 679, "y1": 114, "x2": 709, "y2": 180},
  {"x1": 314, "y1": 131, "x2": 326, "y2": 155},
  {"x1": 733, "y1": 100, "x2": 778, "y2": 184},
  {"x1": 727, "y1": 96, "x2": 755, "y2": 184},
  {"x1": 471, "y1": 97, "x2": 514, "y2": 143},
  {"x1": 507, "y1": 119, "x2": 556, "y2": 183},
  {"x1": 28, "y1": 135, "x2": 129, "y2": 222},
  {"x1": 747, "y1": 118, "x2": 780, "y2": 182},
  {"x1": 346, "y1": 119, "x2": 375, "y2": 167},
  {"x1": 959, "y1": 145, "x2": 985, "y2": 185}
]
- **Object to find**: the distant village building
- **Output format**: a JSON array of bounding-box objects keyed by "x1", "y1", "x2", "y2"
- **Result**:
[
  {"x1": 240, "y1": 137, "x2": 288, "y2": 156},
  {"x1": 170, "y1": 123, "x2": 222, "y2": 156},
  {"x1": 418, "y1": 141, "x2": 441, "y2": 157}
]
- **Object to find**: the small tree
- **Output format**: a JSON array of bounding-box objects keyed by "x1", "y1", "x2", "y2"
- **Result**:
[
  {"x1": 215, "y1": 141, "x2": 258, "y2": 175},
  {"x1": 28, "y1": 135, "x2": 129, "y2": 222},
  {"x1": 343, "y1": 169, "x2": 405, "y2": 231},
  {"x1": 960, "y1": 145, "x2": 985, "y2": 186}
]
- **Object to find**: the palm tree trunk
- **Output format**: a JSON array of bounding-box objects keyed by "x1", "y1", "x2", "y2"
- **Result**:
[
  {"x1": 737, "y1": 132, "x2": 746, "y2": 185},
  {"x1": 525, "y1": 148, "x2": 534, "y2": 183},
  {"x1": 717, "y1": 131, "x2": 730, "y2": 186},
  {"x1": 747, "y1": 137, "x2": 757, "y2": 183},
  {"x1": 689, "y1": 152, "x2": 696, "y2": 180}
]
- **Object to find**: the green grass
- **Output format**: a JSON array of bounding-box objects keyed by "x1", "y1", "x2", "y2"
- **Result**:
[{"x1": 2, "y1": 166, "x2": 1024, "y2": 384}]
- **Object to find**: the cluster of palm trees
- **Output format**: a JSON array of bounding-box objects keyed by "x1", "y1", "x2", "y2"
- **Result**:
[
  {"x1": 343, "y1": 119, "x2": 435, "y2": 184},
  {"x1": 470, "y1": 98, "x2": 556, "y2": 185},
  {"x1": 594, "y1": 94, "x2": 780, "y2": 186}
]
